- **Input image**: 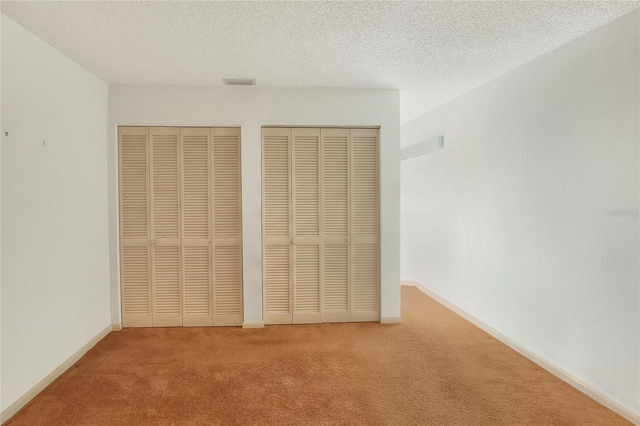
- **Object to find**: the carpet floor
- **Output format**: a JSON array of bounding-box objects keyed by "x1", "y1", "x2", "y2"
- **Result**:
[{"x1": 7, "y1": 286, "x2": 630, "y2": 425}]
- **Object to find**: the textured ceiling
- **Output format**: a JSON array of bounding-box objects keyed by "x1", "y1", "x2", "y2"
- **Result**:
[{"x1": 1, "y1": 1, "x2": 638, "y2": 112}]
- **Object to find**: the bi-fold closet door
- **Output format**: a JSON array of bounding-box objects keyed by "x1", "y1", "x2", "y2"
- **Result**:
[
  {"x1": 119, "y1": 126, "x2": 243, "y2": 327},
  {"x1": 262, "y1": 127, "x2": 379, "y2": 324}
]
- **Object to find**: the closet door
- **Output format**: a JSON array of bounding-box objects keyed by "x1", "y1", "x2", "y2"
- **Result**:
[
  {"x1": 181, "y1": 127, "x2": 213, "y2": 326},
  {"x1": 321, "y1": 128, "x2": 351, "y2": 322},
  {"x1": 262, "y1": 128, "x2": 293, "y2": 324},
  {"x1": 292, "y1": 128, "x2": 321, "y2": 324},
  {"x1": 350, "y1": 129, "x2": 379, "y2": 321},
  {"x1": 212, "y1": 128, "x2": 243, "y2": 326},
  {"x1": 119, "y1": 127, "x2": 152, "y2": 327},
  {"x1": 150, "y1": 127, "x2": 182, "y2": 327},
  {"x1": 262, "y1": 127, "x2": 379, "y2": 325}
]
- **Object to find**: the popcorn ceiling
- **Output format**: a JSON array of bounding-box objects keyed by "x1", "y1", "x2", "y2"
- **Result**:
[{"x1": 2, "y1": 1, "x2": 637, "y2": 108}]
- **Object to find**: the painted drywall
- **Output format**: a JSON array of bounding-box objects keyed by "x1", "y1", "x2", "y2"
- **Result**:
[
  {"x1": 107, "y1": 86, "x2": 401, "y2": 324},
  {"x1": 0, "y1": 14, "x2": 3, "y2": 407},
  {"x1": 1, "y1": 15, "x2": 111, "y2": 411},
  {"x1": 400, "y1": 10, "x2": 639, "y2": 415}
]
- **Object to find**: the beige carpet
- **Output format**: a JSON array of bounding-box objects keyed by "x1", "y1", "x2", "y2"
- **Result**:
[{"x1": 6, "y1": 286, "x2": 631, "y2": 425}]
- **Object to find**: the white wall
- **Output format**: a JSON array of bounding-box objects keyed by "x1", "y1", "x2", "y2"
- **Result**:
[
  {"x1": 0, "y1": 15, "x2": 3, "y2": 409},
  {"x1": 401, "y1": 9, "x2": 639, "y2": 415},
  {"x1": 1, "y1": 15, "x2": 111, "y2": 411},
  {"x1": 108, "y1": 86, "x2": 401, "y2": 324}
]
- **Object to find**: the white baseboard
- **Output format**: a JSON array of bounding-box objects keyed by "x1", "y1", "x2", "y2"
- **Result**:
[
  {"x1": 401, "y1": 281, "x2": 639, "y2": 425},
  {"x1": 380, "y1": 316, "x2": 403, "y2": 324},
  {"x1": 0, "y1": 324, "x2": 113, "y2": 425},
  {"x1": 112, "y1": 323, "x2": 122, "y2": 331},
  {"x1": 242, "y1": 321, "x2": 264, "y2": 329}
]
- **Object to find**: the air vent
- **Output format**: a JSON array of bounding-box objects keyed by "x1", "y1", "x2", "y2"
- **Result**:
[{"x1": 223, "y1": 78, "x2": 256, "y2": 86}]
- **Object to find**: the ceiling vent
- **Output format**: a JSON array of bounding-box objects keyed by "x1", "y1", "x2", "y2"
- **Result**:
[{"x1": 223, "y1": 78, "x2": 256, "y2": 86}]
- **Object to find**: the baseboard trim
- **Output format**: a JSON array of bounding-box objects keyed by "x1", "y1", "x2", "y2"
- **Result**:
[
  {"x1": 112, "y1": 323, "x2": 122, "y2": 331},
  {"x1": 380, "y1": 316, "x2": 403, "y2": 324},
  {"x1": 242, "y1": 321, "x2": 264, "y2": 329},
  {"x1": 0, "y1": 324, "x2": 113, "y2": 425},
  {"x1": 401, "y1": 281, "x2": 640, "y2": 425}
]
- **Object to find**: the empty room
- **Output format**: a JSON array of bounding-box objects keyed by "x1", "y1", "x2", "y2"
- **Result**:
[{"x1": 1, "y1": 1, "x2": 638, "y2": 425}]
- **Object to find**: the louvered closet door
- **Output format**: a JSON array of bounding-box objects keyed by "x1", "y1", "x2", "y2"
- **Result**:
[
  {"x1": 211, "y1": 128, "x2": 243, "y2": 326},
  {"x1": 262, "y1": 127, "x2": 379, "y2": 324},
  {"x1": 181, "y1": 127, "x2": 213, "y2": 326},
  {"x1": 350, "y1": 129, "x2": 379, "y2": 322},
  {"x1": 292, "y1": 128, "x2": 322, "y2": 324},
  {"x1": 150, "y1": 127, "x2": 182, "y2": 326},
  {"x1": 121, "y1": 126, "x2": 243, "y2": 328},
  {"x1": 321, "y1": 129, "x2": 350, "y2": 322},
  {"x1": 119, "y1": 127, "x2": 152, "y2": 327},
  {"x1": 262, "y1": 128, "x2": 293, "y2": 324}
]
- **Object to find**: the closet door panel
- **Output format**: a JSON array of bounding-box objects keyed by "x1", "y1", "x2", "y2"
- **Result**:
[
  {"x1": 351, "y1": 243, "x2": 379, "y2": 321},
  {"x1": 150, "y1": 127, "x2": 180, "y2": 240},
  {"x1": 182, "y1": 129, "x2": 211, "y2": 240},
  {"x1": 121, "y1": 246, "x2": 151, "y2": 327},
  {"x1": 150, "y1": 127, "x2": 182, "y2": 326},
  {"x1": 322, "y1": 129, "x2": 349, "y2": 240},
  {"x1": 321, "y1": 129, "x2": 350, "y2": 322},
  {"x1": 292, "y1": 129, "x2": 320, "y2": 238},
  {"x1": 212, "y1": 127, "x2": 243, "y2": 326},
  {"x1": 350, "y1": 129, "x2": 379, "y2": 322},
  {"x1": 182, "y1": 245, "x2": 212, "y2": 326},
  {"x1": 264, "y1": 245, "x2": 291, "y2": 324},
  {"x1": 120, "y1": 127, "x2": 152, "y2": 327},
  {"x1": 263, "y1": 128, "x2": 293, "y2": 324},
  {"x1": 181, "y1": 127, "x2": 213, "y2": 326},
  {"x1": 292, "y1": 128, "x2": 321, "y2": 324},
  {"x1": 213, "y1": 245, "x2": 242, "y2": 325},
  {"x1": 263, "y1": 128, "x2": 291, "y2": 241},
  {"x1": 152, "y1": 246, "x2": 181, "y2": 326},
  {"x1": 293, "y1": 244, "x2": 320, "y2": 324},
  {"x1": 120, "y1": 127, "x2": 150, "y2": 241}
]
